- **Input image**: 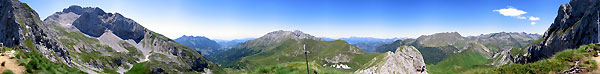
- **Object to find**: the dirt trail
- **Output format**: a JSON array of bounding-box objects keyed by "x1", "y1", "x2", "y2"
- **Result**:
[
  {"x1": 0, "y1": 51, "x2": 25, "y2": 74},
  {"x1": 590, "y1": 52, "x2": 600, "y2": 74}
]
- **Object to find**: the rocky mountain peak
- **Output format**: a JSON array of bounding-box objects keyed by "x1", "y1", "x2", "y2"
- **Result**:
[
  {"x1": 62, "y1": 5, "x2": 105, "y2": 15},
  {"x1": 237, "y1": 30, "x2": 322, "y2": 48},
  {"x1": 174, "y1": 35, "x2": 221, "y2": 50},
  {"x1": 517, "y1": 0, "x2": 600, "y2": 63},
  {"x1": 59, "y1": 6, "x2": 147, "y2": 43},
  {"x1": 262, "y1": 30, "x2": 323, "y2": 41}
]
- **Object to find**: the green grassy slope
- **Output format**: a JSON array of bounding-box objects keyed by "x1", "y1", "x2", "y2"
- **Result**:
[
  {"x1": 240, "y1": 39, "x2": 380, "y2": 71},
  {"x1": 427, "y1": 49, "x2": 492, "y2": 74},
  {"x1": 492, "y1": 44, "x2": 599, "y2": 74},
  {"x1": 211, "y1": 39, "x2": 380, "y2": 72},
  {"x1": 2, "y1": 47, "x2": 85, "y2": 74}
]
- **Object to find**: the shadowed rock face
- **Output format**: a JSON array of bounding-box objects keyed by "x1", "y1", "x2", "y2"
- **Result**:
[
  {"x1": 517, "y1": 0, "x2": 600, "y2": 63},
  {"x1": 67, "y1": 6, "x2": 146, "y2": 43},
  {"x1": 0, "y1": 0, "x2": 21, "y2": 48}
]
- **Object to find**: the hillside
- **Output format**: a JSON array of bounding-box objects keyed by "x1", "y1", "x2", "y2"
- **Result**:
[
  {"x1": 36, "y1": 5, "x2": 221, "y2": 73},
  {"x1": 208, "y1": 30, "x2": 380, "y2": 72},
  {"x1": 476, "y1": 44, "x2": 600, "y2": 74},
  {"x1": 373, "y1": 32, "x2": 540, "y2": 73},
  {"x1": 0, "y1": 0, "x2": 86, "y2": 73}
]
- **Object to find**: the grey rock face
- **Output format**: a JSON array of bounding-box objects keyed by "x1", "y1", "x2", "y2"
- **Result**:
[
  {"x1": 0, "y1": 0, "x2": 72, "y2": 66},
  {"x1": 64, "y1": 6, "x2": 146, "y2": 43},
  {"x1": 0, "y1": 0, "x2": 21, "y2": 48},
  {"x1": 355, "y1": 46, "x2": 428, "y2": 74},
  {"x1": 517, "y1": 0, "x2": 600, "y2": 63}
]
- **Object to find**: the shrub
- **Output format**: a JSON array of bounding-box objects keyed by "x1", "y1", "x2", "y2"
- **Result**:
[{"x1": 1, "y1": 69, "x2": 14, "y2": 74}]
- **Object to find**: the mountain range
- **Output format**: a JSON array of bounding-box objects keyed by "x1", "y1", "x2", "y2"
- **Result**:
[
  {"x1": 1, "y1": 0, "x2": 599, "y2": 74},
  {"x1": 0, "y1": 0, "x2": 221, "y2": 73}
]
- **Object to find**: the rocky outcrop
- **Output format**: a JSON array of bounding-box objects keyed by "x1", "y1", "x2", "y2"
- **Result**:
[
  {"x1": 355, "y1": 46, "x2": 428, "y2": 74},
  {"x1": 517, "y1": 0, "x2": 600, "y2": 63}
]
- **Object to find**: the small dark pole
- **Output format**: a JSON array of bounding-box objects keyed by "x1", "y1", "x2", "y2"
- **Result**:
[{"x1": 304, "y1": 44, "x2": 310, "y2": 74}]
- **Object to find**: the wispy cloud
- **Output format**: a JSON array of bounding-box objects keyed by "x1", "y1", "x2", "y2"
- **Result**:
[
  {"x1": 493, "y1": 6, "x2": 527, "y2": 19},
  {"x1": 530, "y1": 22, "x2": 536, "y2": 25},
  {"x1": 528, "y1": 16, "x2": 540, "y2": 21}
]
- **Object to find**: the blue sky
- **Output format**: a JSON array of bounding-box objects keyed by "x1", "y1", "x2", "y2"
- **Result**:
[{"x1": 22, "y1": 0, "x2": 569, "y2": 40}]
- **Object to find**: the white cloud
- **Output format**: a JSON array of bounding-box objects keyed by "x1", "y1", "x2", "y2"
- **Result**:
[
  {"x1": 530, "y1": 22, "x2": 536, "y2": 25},
  {"x1": 494, "y1": 6, "x2": 527, "y2": 17},
  {"x1": 528, "y1": 16, "x2": 540, "y2": 21}
]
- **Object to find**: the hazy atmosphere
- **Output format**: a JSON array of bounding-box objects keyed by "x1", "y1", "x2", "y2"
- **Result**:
[{"x1": 23, "y1": 0, "x2": 567, "y2": 40}]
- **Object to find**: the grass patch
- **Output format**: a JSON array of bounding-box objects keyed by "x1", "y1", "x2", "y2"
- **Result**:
[
  {"x1": 492, "y1": 44, "x2": 598, "y2": 74},
  {"x1": 7, "y1": 47, "x2": 85, "y2": 74},
  {"x1": 125, "y1": 62, "x2": 150, "y2": 74},
  {"x1": 427, "y1": 49, "x2": 492, "y2": 74},
  {"x1": 248, "y1": 62, "x2": 346, "y2": 74},
  {"x1": 510, "y1": 47, "x2": 525, "y2": 56},
  {"x1": 2, "y1": 69, "x2": 13, "y2": 74}
]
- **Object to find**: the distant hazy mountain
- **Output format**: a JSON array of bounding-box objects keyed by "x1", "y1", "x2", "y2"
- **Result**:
[
  {"x1": 214, "y1": 38, "x2": 255, "y2": 47},
  {"x1": 322, "y1": 37, "x2": 401, "y2": 53},
  {"x1": 175, "y1": 35, "x2": 221, "y2": 50},
  {"x1": 174, "y1": 35, "x2": 223, "y2": 56}
]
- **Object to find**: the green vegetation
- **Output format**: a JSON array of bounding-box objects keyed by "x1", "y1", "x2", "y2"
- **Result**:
[
  {"x1": 19, "y1": 19, "x2": 26, "y2": 31},
  {"x1": 21, "y1": 3, "x2": 36, "y2": 13},
  {"x1": 247, "y1": 62, "x2": 346, "y2": 74},
  {"x1": 510, "y1": 47, "x2": 525, "y2": 56},
  {"x1": 476, "y1": 44, "x2": 600, "y2": 74},
  {"x1": 528, "y1": 37, "x2": 546, "y2": 47},
  {"x1": 1, "y1": 47, "x2": 85, "y2": 74},
  {"x1": 239, "y1": 39, "x2": 378, "y2": 71},
  {"x1": 102, "y1": 68, "x2": 119, "y2": 74},
  {"x1": 125, "y1": 62, "x2": 150, "y2": 74},
  {"x1": 210, "y1": 39, "x2": 379, "y2": 73},
  {"x1": 359, "y1": 52, "x2": 390, "y2": 69},
  {"x1": 2, "y1": 69, "x2": 13, "y2": 74},
  {"x1": 427, "y1": 49, "x2": 492, "y2": 74}
]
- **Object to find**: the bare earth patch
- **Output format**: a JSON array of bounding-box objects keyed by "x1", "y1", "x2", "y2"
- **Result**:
[{"x1": 0, "y1": 50, "x2": 25, "y2": 74}]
